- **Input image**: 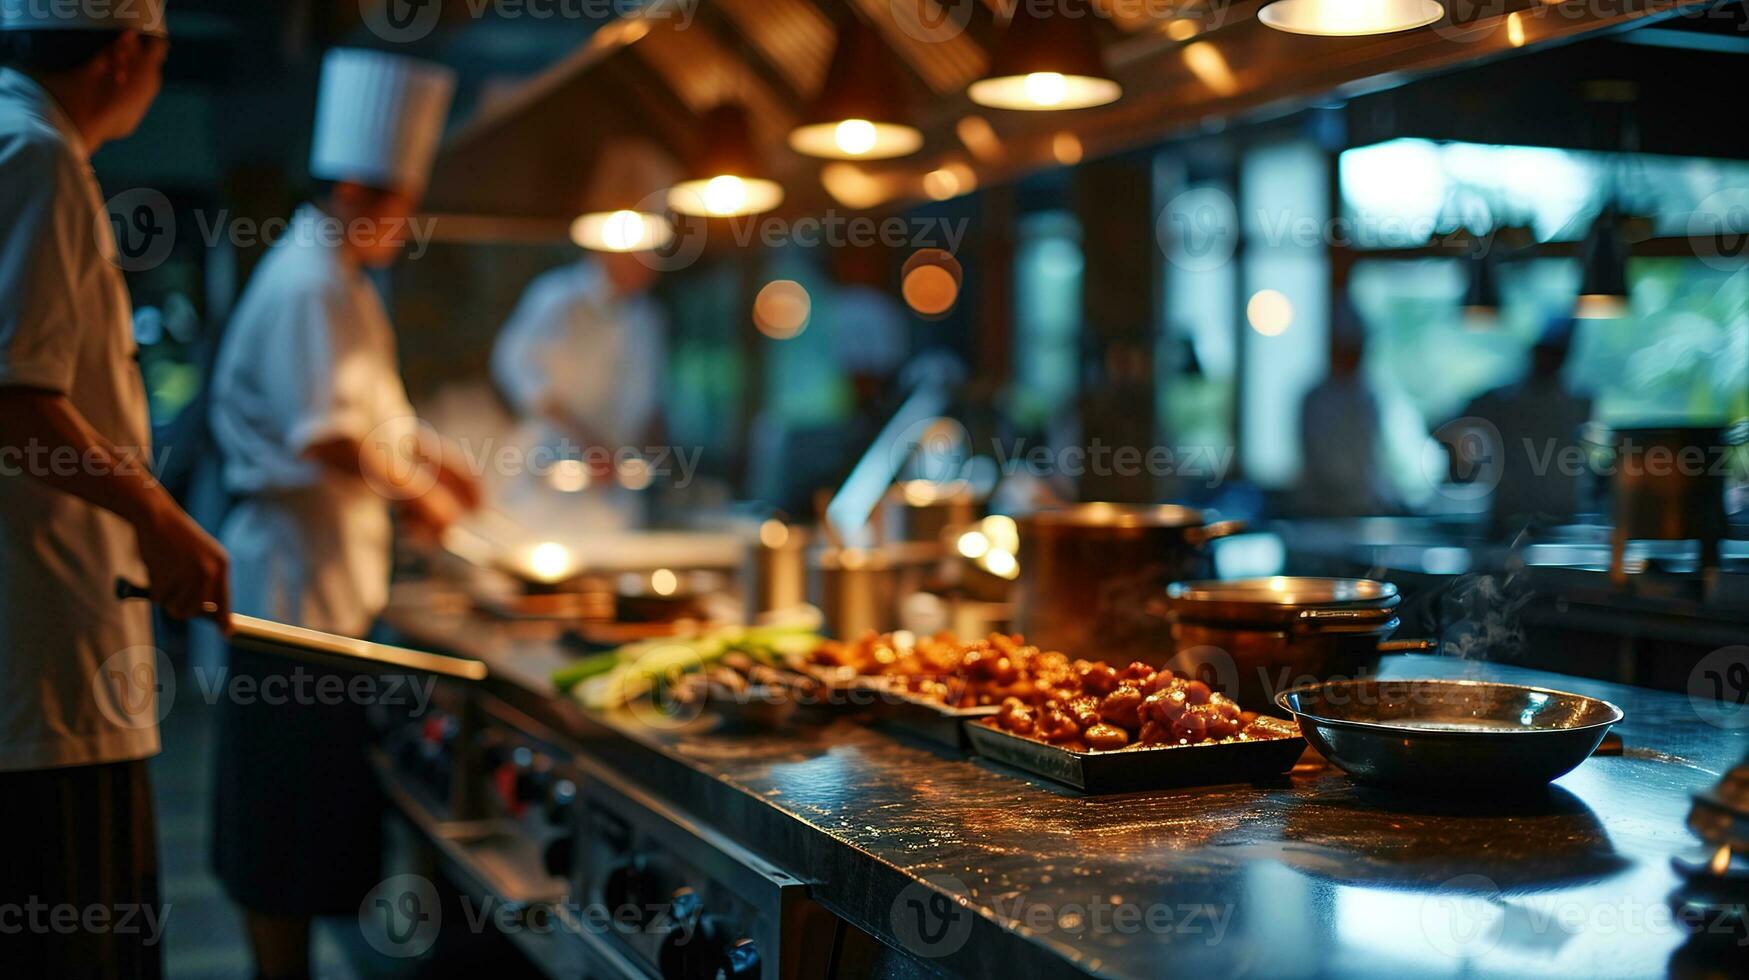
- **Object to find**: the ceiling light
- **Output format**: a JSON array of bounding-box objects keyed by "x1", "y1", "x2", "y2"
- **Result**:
[
  {"x1": 753, "y1": 280, "x2": 811, "y2": 339},
  {"x1": 923, "y1": 161, "x2": 976, "y2": 201},
  {"x1": 669, "y1": 104, "x2": 784, "y2": 217},
  {"x1": 902, "y1": 249, "x2": 963, "y2": 319},
  {"x1": 1247, "y1": 289, "x2": 1294, "y2": 336},
  {"x1": 1259, "y1": 0, "x2": 1445, "y2": 37},
  {"x1": 571, "y1": 209, "x2": 673, "y2": 252},
  {"x1": 968, "y1": 0, "x2": 1121, "y2": 111},
  {"x1": 1462, "y1": 247, "x2": 1500, "y2": 325},
  {"x1": 1574, "y1": 205, "x2": 1630, "y2": 319},
  {"x1": 572, "y1": 138, "x2": 680, "y2": 253},
  {"x1": 789, "y1": 17, "x2": 923, "y2": 160}
]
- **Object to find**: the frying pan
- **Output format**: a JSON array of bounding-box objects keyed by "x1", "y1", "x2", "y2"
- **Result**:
[{"x1": 115, "y1": 579, "x2": 488, "y2": 682}]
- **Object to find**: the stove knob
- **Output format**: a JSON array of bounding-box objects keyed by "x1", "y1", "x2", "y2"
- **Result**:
[
  {"x1": 542, "y1": 833, "x2": 576, "y2": 879},
  {"x1": 658, "y1": 913, "x2": 760, "y2": 980},
  {"x1": 602, "y1": 861, "x2": 660, "y2": 930},
  {"x1": 722, "y1": 937, "x2": 761, "y2": 979},
  {"x1": 545, "y1": 778, "x2": 578, "y2": 825}
]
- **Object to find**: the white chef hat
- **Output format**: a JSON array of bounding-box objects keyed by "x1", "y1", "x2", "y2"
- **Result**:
[
  {"x1": 309, "y1": 48, "x2": 456, "y2": 195},
  {"x1": 0, "y1": 0, "x2": 168, "y2": 35}
]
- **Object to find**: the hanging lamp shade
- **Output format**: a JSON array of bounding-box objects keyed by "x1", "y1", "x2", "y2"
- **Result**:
[
  {"x1": 968, "y1": 0, "x2": 1120, "y2": 111},
  {"x1": 789, "y1": 18, "x2": 922, "y2": 160},
  {"x1": 1574, "y1": 205, "x2": 1630, "y2": 319},
  {"x1": 668, "y1": 104, "x2": 785, "y2": 217},
  {"x1": 1258, "y1": 0, "x2": 1445, "y2": 37},
  {"x1": 571, "y1": 138, "x2": 679, "y2": 252},
  {"x1": 1462, "y1": 238, "x2": 1501, "y2": 323}
]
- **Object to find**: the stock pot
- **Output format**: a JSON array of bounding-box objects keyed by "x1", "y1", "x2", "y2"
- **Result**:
[{"x1": 1015, "y1": 504, "x2": 1243, "y2": 663}]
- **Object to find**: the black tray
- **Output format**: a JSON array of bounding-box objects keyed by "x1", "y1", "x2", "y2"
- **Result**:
[
  {"x1": 964, "y1": 717, "x2": 1306, "y2": 793},
  {"x1": 836, "y1": 677, "x2": 998, "y2": 751}
]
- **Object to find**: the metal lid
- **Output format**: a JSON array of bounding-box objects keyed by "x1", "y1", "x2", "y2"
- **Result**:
[
  {"x1": 1019, "y1": 503, "x2": 1207, "y2": 529},
  {"x1": 1165, "y1": 576, "x2": 1399, "y2": 627}
]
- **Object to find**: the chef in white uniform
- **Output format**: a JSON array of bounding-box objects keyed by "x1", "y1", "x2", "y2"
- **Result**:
[
  {"x1": 205, "y1": 48, "x2": 474, "y2": 979},
  {"x1": 0, "y1": 3, "x2": 231, "y2": 975},
  {"x1": 490, "y1": 141, "x2": 675, "y2": 538}
]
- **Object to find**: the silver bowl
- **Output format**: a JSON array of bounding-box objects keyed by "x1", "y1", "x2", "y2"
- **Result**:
[{"x1": 1277, "y1": 678, "x2": 1624, "y2": 791}]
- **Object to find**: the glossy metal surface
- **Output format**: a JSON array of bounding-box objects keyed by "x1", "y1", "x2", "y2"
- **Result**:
[
  {"x1": 1165, "y1": 576, "x2": 1400, "y2": 625},
  {"x1": 388, "y1": 587, "x2": 1749, "y2": 980},
  {"x1": 1278, "y1": 679, "x2": 1624, "y2": 790}
]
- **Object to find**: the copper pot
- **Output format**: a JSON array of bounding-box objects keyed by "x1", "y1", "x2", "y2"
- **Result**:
[
  {"x1": 1015, "y1": 504, "x2": 1243, "y2": 663},
  {"x1": 1160, "y1": 577, "x2": 1431, "y2": 713},
  {"x1": 1599, "y1": 424, "x2": 1742, "y2": 584}
]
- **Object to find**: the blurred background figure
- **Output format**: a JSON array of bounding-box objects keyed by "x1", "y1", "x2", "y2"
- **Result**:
[
  {"x1": 488, "y1": 140, "x2": 680, "y2": 539},
  {"x1": 1294, "y1": 304, "x2": 1399, "y2": 517},
  {"x1": 205, "y1": 48, "x2": 474, "y2": 980},
  {"x1": 1456, "y1": 317, "x2": 1594, "y2": 535}
]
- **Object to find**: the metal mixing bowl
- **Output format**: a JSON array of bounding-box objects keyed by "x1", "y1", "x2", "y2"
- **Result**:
[{"x1": 1277, "y1": 678, "x2": 1624, "y2": 791}]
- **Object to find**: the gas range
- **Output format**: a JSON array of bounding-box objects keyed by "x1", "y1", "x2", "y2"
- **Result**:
[{"x1": 376, "y1": 685, "x2": 840, "y2": 980}]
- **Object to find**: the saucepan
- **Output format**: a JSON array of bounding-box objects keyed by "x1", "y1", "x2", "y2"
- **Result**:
[
  {"x1": 1276, "y1": 678, "x2": 1624, "y2": 791},
  {"x1": 116, "y1": 579, "x2": 488, "y2": 682},
  {"x1": 1158, "y1": 577, "x2": 1433, "y2": 712}
]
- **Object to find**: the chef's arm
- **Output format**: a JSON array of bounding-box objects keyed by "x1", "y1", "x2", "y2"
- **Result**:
[
  {"x1": 304, "y1": 434, "x2": 478, "y2": 533},
  {"x1": 0, "y1": 386, "x2": 231, "y2": 626}
]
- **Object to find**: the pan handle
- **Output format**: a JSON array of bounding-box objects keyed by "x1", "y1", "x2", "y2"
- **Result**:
[
  {"x1": 1186, "y1": 520, "x2": 1246, "y2": 546},
  {"x1": 116, "y1": 579, "x2": 488, "y2": 682},
  {"x1": 1377, "y1": 638, "x2": 1439, "y2": 653}
]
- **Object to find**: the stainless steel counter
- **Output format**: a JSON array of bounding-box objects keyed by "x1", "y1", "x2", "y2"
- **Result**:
[{"x1": 382, "y1": 582, "x2": 1749, "y2": 980}]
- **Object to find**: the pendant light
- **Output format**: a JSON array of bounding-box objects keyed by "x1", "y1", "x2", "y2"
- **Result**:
[
  {"x1": 789, "y1": 16, "x2": 922, "y2": 160},
  {"x1": 968, "y1": 0, "x2": 1121, "y2": 111},
  {"x1": 1462, "y1": 249, "x2": 1500, "y2": 323},
  {"x1": 669, "y1": 104, "x2": 785, "y2": 218},
  {"x1": 1574, "y1": 204, "x2": 1629, "y2": 320},
  {"x1": 1461, "y1": 230, "x2": 1500, "y2": 324},
  {"x1": 1259, "y1": 0, "x2": 1445, "y2": 37},
  {"x1": 571, "y1": 138, "x2": 678, "y2": 253}
]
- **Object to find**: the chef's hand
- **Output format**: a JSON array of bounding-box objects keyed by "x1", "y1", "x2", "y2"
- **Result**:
[
  {"x1": 397, "y1": 481, "x2": 467, "y2": 545},
  {"x1": 434, "y1": 460, "x2": 482, "y2": 513},
  {"x1": 136, "y1": 498, "x2": 232, "y2": 631}
]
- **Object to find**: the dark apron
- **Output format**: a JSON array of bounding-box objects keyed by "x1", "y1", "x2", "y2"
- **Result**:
[
  {"x1": 209, "y1": 641, "x2": 385, "y2": 917},
  {"x1": 0, "y1": 759, "x2": 162, "y2": 978}
]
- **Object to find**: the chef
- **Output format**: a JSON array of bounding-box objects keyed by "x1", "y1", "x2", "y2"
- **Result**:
[
  {"x1": 205, "y1": 48, "x2": 475, "y2": 979},
  {"x1": 489, "y1": 140, "x2": 676, "y2": 538},
  {"x1": 0, "y1": 2, "x2": 231, "y2": 974}
]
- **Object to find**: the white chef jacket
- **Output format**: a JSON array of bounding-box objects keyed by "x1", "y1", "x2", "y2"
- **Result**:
[
  {"x1": 0, "y1": 69, "x2": 157, "y2": 771},
  {"x1": 491, "y1": 260, "x2": 666, "y2": 453},
  {"x1": 489, "y1": 260, "x2": 666, "y2": 536},
  {"x1": 208, "y1": 205, "x2": 416, "y2": 638}
]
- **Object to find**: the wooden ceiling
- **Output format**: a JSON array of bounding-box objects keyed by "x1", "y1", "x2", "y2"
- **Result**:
[{"x1": 422, "y1": 0, "x2": 1721, "y2": 227}]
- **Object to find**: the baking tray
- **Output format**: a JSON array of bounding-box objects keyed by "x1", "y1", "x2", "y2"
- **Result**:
[
  {"x1": 835, "y1": 677, "x2": 999, "y2": 751},
  {"x1": 964, "y1": 717, "x2": 1306, "y2": 793}
]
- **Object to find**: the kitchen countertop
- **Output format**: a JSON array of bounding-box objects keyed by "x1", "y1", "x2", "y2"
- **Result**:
[{"x1": 383, "y1": 582, "x2": 1749, "y2": 980}]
